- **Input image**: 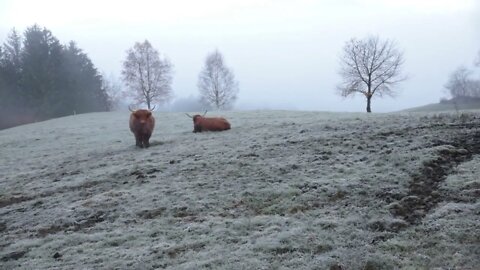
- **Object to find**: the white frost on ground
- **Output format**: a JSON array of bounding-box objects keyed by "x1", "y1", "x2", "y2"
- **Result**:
[{"x1": 0, "y1": 110, "x2": 479, "y2": 269}]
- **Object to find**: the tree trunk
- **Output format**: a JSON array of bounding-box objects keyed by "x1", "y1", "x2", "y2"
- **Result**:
[
  {"x1": 366, "y1": 96, "x2": 372, "y2": 113},
  {"x1": 146, "y1": 98, "x2": 151, "y2": 110}
]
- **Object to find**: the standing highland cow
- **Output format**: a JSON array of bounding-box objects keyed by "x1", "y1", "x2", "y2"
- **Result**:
[{"x1": 129, "y1": 106, "x2": 155, "y2": 148}]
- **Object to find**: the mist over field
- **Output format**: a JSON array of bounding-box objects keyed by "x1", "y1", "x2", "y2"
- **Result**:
[
  {"x1": 1, "y1": 110, "x2": 479, "y2": 269},
  {"x1": 1, "y1": 0, "x2": 479, "y2": 113}
]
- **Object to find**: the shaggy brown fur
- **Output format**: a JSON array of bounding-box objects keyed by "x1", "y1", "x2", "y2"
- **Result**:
[
  {"x1": 192, "y1": 115, "x2": 231, "y2": 132},
  {"x1": 129, "y1": 109, "x2": 155, "y2": 148}
]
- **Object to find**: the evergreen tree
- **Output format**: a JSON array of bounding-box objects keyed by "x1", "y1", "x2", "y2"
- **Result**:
[
  {"x1": 0, "y1": 24, "x2": 111, "y2": 129},
  {"x1": 21, "y1": 24, "x2": 64, "y2": 118},
  {"x1": 1, "y1": 29, "x2": 23, "y2": 106},
  {"x1": 62, "y1": 42, "x2": 109, "y2": 113}
]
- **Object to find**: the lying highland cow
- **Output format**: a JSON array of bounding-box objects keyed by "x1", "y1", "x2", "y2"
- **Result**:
[
  {"x1": 129, "y1": 106, "x2": 155, "y2": 148},
  {"x1": 186, "y1": 111, "x2": 231, "y2": 132}
]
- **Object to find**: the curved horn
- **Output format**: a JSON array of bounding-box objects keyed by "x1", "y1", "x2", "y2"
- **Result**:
[
  {"x1": 203, "y1": 110, "x2": 208, "y2": 116},
  {"x1": 150, "y1": 105, "x2": 156, "y2": 111},
  {"x1": 185, "y1": 113, "x2": 193, "y2": 118},
  {"x1": 128, "y1": 105, "x2": 135, "y2": 112}
]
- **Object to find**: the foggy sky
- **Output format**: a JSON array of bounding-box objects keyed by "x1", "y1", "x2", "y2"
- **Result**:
[{"x1": 1, "y1": 0, "x2": 479, "y2": 112}]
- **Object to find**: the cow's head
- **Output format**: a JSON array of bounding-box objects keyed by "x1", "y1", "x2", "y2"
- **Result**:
[
  {"x1": 129, "y1": 105, "x2": 155, "y2": 124},
  {"x1": 186, "y1": 110, "x2": 207, "y2": 123}
]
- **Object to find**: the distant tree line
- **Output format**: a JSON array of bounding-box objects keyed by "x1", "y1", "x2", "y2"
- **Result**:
[
  {"x1": 0, "y1": 25, "x2": 110, "y2": 129},
  {"x1": 0, "y1": 27, "x2": 241, "y2": 130}
]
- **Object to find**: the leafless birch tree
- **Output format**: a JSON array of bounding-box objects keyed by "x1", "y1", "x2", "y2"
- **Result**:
[
  {"x1": 122, "y1": 40, "x2": 173, "y2": 110},
  {"x1": 198, "y1": 49, "x2": 238, "y2": 110},
  {"x1": 337, "y1": 36, "x2": 406, "y2": 112}
]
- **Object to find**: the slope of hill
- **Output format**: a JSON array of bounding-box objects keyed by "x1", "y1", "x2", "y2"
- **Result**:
[
  {"x1": 1, "y1": 110, "x2": 479, "y2": 269},
  {"x1": 403, "y1": 98, "x2": 480, "y2": 112}
]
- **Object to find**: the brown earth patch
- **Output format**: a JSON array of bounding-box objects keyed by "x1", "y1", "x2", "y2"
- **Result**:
[
  {"x1": 389, "y1": 129, "x2": 480, "y2": 225},
  {"x1": 0, "y1": 195, "x2": 33, "y2": 208},
  {"x1": 37, "y1": 211, "x2": 110, "y2": 237}
]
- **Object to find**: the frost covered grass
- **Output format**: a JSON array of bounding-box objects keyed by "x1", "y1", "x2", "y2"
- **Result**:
[{"x1": 1, "y1": 110, "x2": 479, "y2": 269}]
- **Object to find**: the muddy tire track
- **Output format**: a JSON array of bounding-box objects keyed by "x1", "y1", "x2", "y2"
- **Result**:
[{"x1": 388, "y1": 127, "x2": 480, "y2": 225}]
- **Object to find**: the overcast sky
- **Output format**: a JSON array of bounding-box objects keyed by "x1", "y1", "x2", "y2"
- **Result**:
[{"x1": 1, "y1": 0, "x2": 479, "y2": 112}]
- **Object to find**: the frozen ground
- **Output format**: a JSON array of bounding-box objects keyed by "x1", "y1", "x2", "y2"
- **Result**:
[{"x1": 0, "y1": 110, "x2": 479, "y2": 269}]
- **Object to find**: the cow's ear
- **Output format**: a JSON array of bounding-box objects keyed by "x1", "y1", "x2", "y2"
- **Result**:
[{"x1": 147, "y1": 111, "x2": 152, "y2": 117}]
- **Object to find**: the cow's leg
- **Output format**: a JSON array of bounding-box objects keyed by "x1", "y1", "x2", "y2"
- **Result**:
[
  {"x1": 143, "y1": 135, "x2": 151, "y2": 148},
  {"x1": 134, "y1": 134, "x2": 143, "y2": 148},
  {"x1": 139, "y1": 133, "x2": 151, "y2": 148}
]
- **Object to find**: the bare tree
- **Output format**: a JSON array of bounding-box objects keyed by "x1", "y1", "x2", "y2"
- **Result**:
[
  {"x1": 122, "y1": 40, "x2": 173, "y2": 109},
  {"x1": 337, "y1": 36, "x2": 406, "y2": 112},
  {"x1": 445, "y1": 66, "x2": 480, "y2": 99},
  {"x1": 445, "y1": 66, "x2": 472, "y2": 98},
  {"x1": 198, "y1": 49, "x2": 239, "y2": 110}
]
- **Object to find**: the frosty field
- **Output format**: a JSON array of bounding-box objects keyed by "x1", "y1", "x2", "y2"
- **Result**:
[{"x1": 0, "y1": 110, "x2": 479, "y2": 269}]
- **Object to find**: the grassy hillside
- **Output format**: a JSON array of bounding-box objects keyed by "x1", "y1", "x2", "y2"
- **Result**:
[
  {"x1": 1, "y1": 110, "x2": 479, "y2": 269},
  {"x1": 403, "y1": 98, "x2": 480, "y2": 112}
]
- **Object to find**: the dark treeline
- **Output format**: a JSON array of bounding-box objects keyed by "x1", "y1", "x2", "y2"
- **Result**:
[{"x1": 0, "y1": 25, "x2": 110, "y2": 130}]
